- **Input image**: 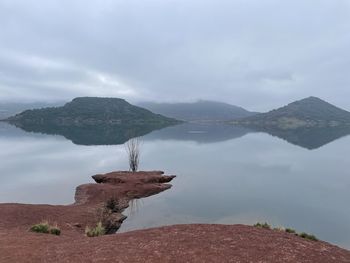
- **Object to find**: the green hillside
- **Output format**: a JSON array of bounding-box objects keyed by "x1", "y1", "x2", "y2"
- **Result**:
[{"x1": 7, "y1": 97, "x2": 180, "y2": 126}]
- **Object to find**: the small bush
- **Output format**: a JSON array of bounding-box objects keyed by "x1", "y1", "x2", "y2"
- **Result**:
[
  {"x1": 125, "y1": 138, "x2": 140, "y2": 172},
  {"x1": 254, "y1": 222, "x2": 271, "y2": 229},
  {"x1": 50, "y1": 226, "x2": 61, "y2": 236},
  {"x1": 30, "y1": 221, "x2": 60, "y2": 236},
  {"x1": 298, "y1": 232, "x2": 318, "y2": 241},
  {"x1": 253, "y1": 223, "x2": 318, "y2": 242},
  {"x1": 285, "y1": 228, "x2": 296, "y2": 234},
  {"x1": 30, "y1": 222, "x2": 50, "y2": 234},
  {"x1": 85, "y1": 222, "x2": 105, "y2": 237}
]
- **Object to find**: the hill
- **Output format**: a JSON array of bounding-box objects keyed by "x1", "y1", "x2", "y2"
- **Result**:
[
  {"x1": 0, "y1": 102, "x2": 64, "y2": 119},
  {"x1": 6, "y1": 97, "x2": 180, "y2": 126},
  {"x1": 5, "y1": 97, "x2": 181, "y2": 144},
  {"x1": 235, "y1": 97, "x2": 350, "y2": 128},
  {"x1": 138, "y1": 100, "x2": 258, "y2": 121}
]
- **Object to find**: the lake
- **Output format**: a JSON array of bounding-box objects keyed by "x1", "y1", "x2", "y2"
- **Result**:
[{"x1": 1, "y1": 121, "x2": 350, "y2": 249}]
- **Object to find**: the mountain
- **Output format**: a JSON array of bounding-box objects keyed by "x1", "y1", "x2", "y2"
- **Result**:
[
  {"x1": 4, "y1": 97, "x2": 181, "y2": 144},
  {"x1": 0, "y1": 102, "x2": 64, "y2": 119},
  {"x1": 6, "y1": 97, "x2": 180, "y2": 126},
  {"x1": 235, "y1": 97, "x2": 350, "y2": 129},
  {"x1": 138, "y1": 100, "x2": 258, "y2": 121}
]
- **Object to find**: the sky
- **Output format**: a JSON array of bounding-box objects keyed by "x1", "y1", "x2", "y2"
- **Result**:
[{"x1": 0, "y1": 0, "x2": 349, "y2": 112}]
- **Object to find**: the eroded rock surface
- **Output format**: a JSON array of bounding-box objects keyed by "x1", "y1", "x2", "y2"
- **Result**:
[
  {"x1": 1, "y1": 224, "x2": 350, "y2": 263},
  {"x1": 0, "y1": 171, "x2": 175, "y2": 237}
]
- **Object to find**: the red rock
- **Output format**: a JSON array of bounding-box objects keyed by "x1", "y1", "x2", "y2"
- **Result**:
[
  {"x1": 0, "y1": 224, "x2": 349, "y2": 262},
  {"x1": 1, "y1": 171, "x2": 349, "y2": 262}
]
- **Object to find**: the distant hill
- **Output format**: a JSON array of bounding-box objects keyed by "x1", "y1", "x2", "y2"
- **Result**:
[
  {"x1": 6, "y1": 97, "x2": 180, "y2": 126},
  {"x1": 0, "y1": 102, "x2": 64, "y2": 119},
  {"x1": 235, "y1": 97, "x2": 350, "y2": 129},
  {"x1": 4, "y1": 97, "x2": 181, "y2": 144},
  {"x1": 138, "y1": 100, "x2": 258, "y2": 121}
]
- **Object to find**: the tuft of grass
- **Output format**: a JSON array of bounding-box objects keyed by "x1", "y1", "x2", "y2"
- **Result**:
[
  {"x1": 285, "y1": 228, "x2": 296, "y2": 234},
  {"x1": 50, "y1": 226, "x2": 61, "y2": 236},
  {"x1": 273, "y1": 226, "x2": 285, "y2": 232},
  {"x1": 85, "y1": 222, "x2": 105, "y2": 237},
  {"x1": 298, "y1": 232, "x2": 318, "y2": 241},
  {"x1": 253, "y1": 223, "x2": 318, "y2": 242},
  {"x1": 30, "y1": 221, "x2": 60, "y2": 236},
  {"x1": 254, "y1": 222, "x2": 271, "y2": 229},
  {"x1": 30, "y1": 221, "x2": 50, "y2": 234}
]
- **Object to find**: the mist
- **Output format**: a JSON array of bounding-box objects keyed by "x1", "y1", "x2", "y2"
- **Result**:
[{"x1": 0, "y1": 0, "x2": 350, "y2": 111}]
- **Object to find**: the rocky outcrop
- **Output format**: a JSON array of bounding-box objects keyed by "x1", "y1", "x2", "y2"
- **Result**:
[
  {"x1": 75, "y1": 171, "x2": 175, "y2": 205},
  {"x1": 0, "y1": 171, "x2": 175, "y2": 237},
  {"x1": 92, "y1": 171, "x2": 176, "y2": 185},
  {"x1": 1, "y1": 171, "x2": 349, "y2": 262}
]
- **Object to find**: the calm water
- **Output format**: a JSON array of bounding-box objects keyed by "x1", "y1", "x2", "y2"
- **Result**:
[{"x1": 1, "y1": 122, "x2": 350, "y2": 249}]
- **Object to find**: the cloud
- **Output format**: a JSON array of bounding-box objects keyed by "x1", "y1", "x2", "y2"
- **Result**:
[{"x1": 0, "y1": 0, "x2": 349, "y2": 111}]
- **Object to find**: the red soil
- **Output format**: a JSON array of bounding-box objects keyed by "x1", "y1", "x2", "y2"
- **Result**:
[
  {"x1": 0, "y1": 171, "x2": 349, "y2": 262},
  {"x1": 0, "y1": 171, "x2": 175, "y2": 237},
  {"x1": 1, "y1": 224, "x2": 350, "y2": 262}
]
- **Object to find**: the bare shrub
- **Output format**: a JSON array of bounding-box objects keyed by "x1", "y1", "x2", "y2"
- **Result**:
[{"x1": 125, "y1": 137, "x2": 141, "y2": 172}]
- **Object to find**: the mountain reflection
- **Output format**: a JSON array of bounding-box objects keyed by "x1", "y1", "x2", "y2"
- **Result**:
[
  {"x1": 144, "y1": 123, "x2": 350, "y2": 150},
  {"x1": 143, "y1": 123, "x2": 251, "y2": 144},
  {"x1": 7, "y1": 122, "x2": 174, "y2": 145},
  {"x1": 3, "y1": 121, "x2": 350, "y2": 149},
  {"x1": 240, "y1": 125, "x2": 350, "y2": 150}
]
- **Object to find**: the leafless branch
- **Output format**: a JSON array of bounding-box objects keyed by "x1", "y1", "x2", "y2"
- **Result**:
[{"x1": 125, "y1": 137, "x2": 140, "y2": 172}]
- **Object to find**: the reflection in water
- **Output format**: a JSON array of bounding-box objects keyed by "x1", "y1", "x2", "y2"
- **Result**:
[
  {"x1": 7, "y1": 122, "x2": 175, "y2": 145},
  {"x1": 239, "y1": 125, "x2": 350, "y2": 150},
  {"x1": 4, "y1": 119, "x2": 350, "y2": 150},
  {"x1": 127, "y1": 199, "x2": 143, "y2": 218},
  {"x1": 144, "y1": 123, "x2": 251, "y2": 143},
  {"x1": 1, "y1": 121, "x2": 350, "y2": 248},
  {"x1": 144, "y1": 122, "x2": 350, "y2": 150}
]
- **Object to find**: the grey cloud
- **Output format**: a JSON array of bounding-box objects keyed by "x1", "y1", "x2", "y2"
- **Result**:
[{"x1": 0, "y1": 0, "x2": 349, "y2": 111}]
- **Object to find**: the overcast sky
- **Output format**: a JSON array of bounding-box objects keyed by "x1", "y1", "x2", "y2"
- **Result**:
[{"x1": 0, "y1": 0, "x2": 349, "y2": 111}]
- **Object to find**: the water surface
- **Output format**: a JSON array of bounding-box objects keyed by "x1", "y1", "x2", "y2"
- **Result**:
[{"x1": 1, "y1": 122, "x2": 350, "y2": 249}]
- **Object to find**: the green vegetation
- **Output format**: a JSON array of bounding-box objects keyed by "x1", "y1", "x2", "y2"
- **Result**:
[
  {"x1": 236, "y1": 96, "x2": 350, "y2": 128},
  {"x1": 50, "y1": 225, "x2": 61, "y2": 236},
  {"x1": 30, "y1": 222, "x2": 50, "y2": 234},
  {"x1": 254, "y1": 222, "x2": 271, "y2": 229},
  {"x1": 7, "y1": 97, "x2": 181, "y2": 126},
  {"x1": 85, "y1": 222, "x2": 105, "y2": 237},
  {"x1": 100, "y1": 198, "x2": 124, "y2": 234},
  {"x1": 30, "y1": 221, "x2": 61, "y2": 236},
  {"x1": 253, "y1": 222, "x2": 318, "y2": 242},
  {"x1": 6, "y1": 97, "x2": 181, "y2": 146},
  {"x1": 298, "y1": 232, "x2": 318, "y2": 241},
  {"x1": 285, "y1": 228, "x2": 296, "y2": 234}
]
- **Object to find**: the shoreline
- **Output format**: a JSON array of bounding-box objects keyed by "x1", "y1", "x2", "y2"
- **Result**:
[{"x1": 0, "y1": 171, "x2": 349, "y2": 262}]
